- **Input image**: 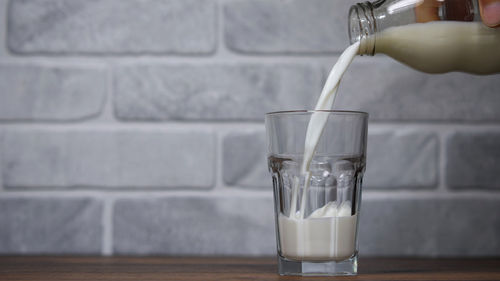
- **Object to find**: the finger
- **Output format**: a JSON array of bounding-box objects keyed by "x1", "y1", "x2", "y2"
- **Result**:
[
  {"x1": 415, "y1": 0, "x2": 442, "y2": 23},
  {"x1": 480, "y1": 0, "x2": 500, "y2": 27},
  {"x1": 442, "y1": 0, "x2": 475, "y2": 21}
]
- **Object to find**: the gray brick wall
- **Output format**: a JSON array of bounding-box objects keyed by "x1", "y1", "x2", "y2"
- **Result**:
[
  {"x1": 3, "y1": 128, "x2": 215, "y2": 189},
  {"x1": 446, "y1": 132, "x2": 500, "y2": 190},
  {"x1": 224, "y1": 0, "x2": 352, "y2": 53},
  {"x1": 336, "y1": 58, "x2": 500, "y2": 121},
  {"x1": 113, "y1": 63, "x2": 320, "y2": 121},
  {"x1": 7, "y1": 0, "x2": 216, "y2": 55},
  {"x1": 1, "y1": 0, "x2": 500, "y2": 257},
  {"x1": 0, "y1": 196, "x2": 103, "y2": 254},
  {"x1": 0, "y1": 63, "x2": 106, "y2": 121},
  {"x1": 113, "y1": 195, "x2": 275, "y2": 255}
]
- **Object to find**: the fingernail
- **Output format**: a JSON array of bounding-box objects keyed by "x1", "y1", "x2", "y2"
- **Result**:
[{"x1": 482, "y1": 2, "x2": 500, "y2": 27}]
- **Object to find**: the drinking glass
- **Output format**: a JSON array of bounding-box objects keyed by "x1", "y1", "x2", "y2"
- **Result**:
[{"x1": 265, "y1": 110, "x2": 368, "y2": 276}]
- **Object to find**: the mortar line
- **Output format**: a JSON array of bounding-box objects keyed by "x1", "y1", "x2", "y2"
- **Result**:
[
  {"x1": 0, "y1": 120, "x2": 264, "y2": 127},
  {"x1": 1, "y1": 121, "x2": 500, "y2": 129},
  {"x1": 0, "y1": 0, "x2": 8, "y2": 57},
  {"x1": 212, "y1": 128, "x2": 224, "y2": 192},
  {"x1": 215, "y1": 0, "x2": 225, "y2": 57},
  {"x1": 0, "y1": 133, "x2": 3, "y2": 192},
  {"x1": 101, "y1": 198, "x2": 114, "y2": 256},
  {"x1": 0, "y1": 54, "x2": 341, "y2": 64},
  {"x1": 215, "y1": 0, "x2": 238, "y2": 58},
  {"x1": 99, "y1": 63, "x2": 117, "y2": 122},
  {"x1": 0, "y1": 188, "x2": 499, "y2": 198},
  {"x1": 437, "y1": 129, "x2": 449, "y2": 193},
  {"x1": 212, "y1": 126, "x2": 244, "y2": 192}
]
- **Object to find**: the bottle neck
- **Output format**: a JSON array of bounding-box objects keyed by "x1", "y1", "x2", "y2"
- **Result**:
[{"x1": 349, "y1": 2, "x2": 377, "y2": 56}]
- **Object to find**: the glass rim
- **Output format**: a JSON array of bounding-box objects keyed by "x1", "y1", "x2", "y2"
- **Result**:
[{"x1": 265, "y1": 110, "x2": 368, "y2": 117}]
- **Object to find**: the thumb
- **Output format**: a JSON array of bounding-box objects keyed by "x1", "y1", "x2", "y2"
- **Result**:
[{"x1": 480, "y1": 0, "x2": 500, "y2": 27}]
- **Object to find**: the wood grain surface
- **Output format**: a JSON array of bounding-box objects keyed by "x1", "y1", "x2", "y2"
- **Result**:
[{"x1": 0, "y1": 256, "x2": 499, "y2": 281}]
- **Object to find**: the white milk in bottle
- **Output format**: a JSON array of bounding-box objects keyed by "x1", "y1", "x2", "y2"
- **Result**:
[
  {"x1": 349, "y1": 0, "x2": 500, "y2": 74},
  {"x1": 376, "y1": 22, "x2": 500, "y2": 74}
]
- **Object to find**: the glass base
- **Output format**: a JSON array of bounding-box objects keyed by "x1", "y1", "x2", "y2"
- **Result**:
[{"x1": 277, "y1": 254, "x2": 358, "y2": 276}]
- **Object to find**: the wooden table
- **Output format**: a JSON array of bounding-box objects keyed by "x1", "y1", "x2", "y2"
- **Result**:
[{"x1": 1, "y1": 256, "x2": 499, "y2": 281}]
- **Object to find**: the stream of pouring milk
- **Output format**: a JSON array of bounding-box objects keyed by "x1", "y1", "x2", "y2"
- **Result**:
[
  {"x1": 295, "y1": 41, "x2": 360, "y2": 219},
  {"x1": 279, "y1": 42, "x2": 359, "y2": 261},
  {"x1": 288, "y1": 41, "x2": 360, "y2": 220}
]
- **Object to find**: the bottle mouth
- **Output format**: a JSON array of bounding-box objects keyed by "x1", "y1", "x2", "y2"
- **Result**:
[
  {"x1": 348, "y1": 5, "x2": 362, "y2": 45},
  {"x1": 348, "y1": 3, "x2": 376, "y2": 56}
]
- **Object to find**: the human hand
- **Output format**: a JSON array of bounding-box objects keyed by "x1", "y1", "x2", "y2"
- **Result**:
[
  {"x1": 415, "y1": 0, "x2": 500, "y2": 27},
  {"x1": 480, "y1": 0, "x2": 500, "y2": 27}
]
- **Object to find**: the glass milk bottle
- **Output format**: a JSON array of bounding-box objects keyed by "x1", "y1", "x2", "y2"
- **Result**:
[{"x1": 348, "y1": 0, "x2": 500, "y2": 74}]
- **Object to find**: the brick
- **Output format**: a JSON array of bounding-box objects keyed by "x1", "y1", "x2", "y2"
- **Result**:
[
  {"x1": 8, "y1": 0, "x2": 216, "y2": 55},
  {"x1": 114, "y1": 64, "x2": 320, "y2": 121},
  {"x1": 446, "y1": 132, "x2": 500, "y2": 190},
  {"x1": 113, "y1": 195, "x2": 275, "y2": 255},
  {"x1": 2, "y1": 129, "x2": 215, "y2": 188},
  {"x1": 223, "y1": 130, "x2": 270, "y2": 188},
  {"x1": 0, "y1": 196, "x2": 102, "y2": 254},
  {"x1": 364, "y1": 129, "x2": 439, "y2": 189},
  {"x1": 0, "y1": 63, "x2": 105, "y2": 121},
  {"x1": 359, "y1": 198, "x2": 500, "y2": 256},
  {"x1": 224, "y1": 0, "x2": 354, "y2": 53},
  {"x1": 0, "y1": 0, "x2": 7, "y2": 57},
  {"x1": 335, "y1": 58, "x2": 500, "y2": 121}
]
